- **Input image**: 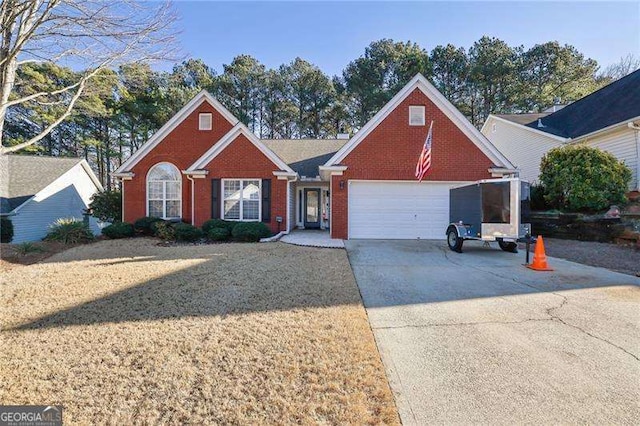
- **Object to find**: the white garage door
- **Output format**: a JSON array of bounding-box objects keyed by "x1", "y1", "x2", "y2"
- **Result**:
[{"x1": 348, "y1": 181, "x2": 463, "y2": 239}]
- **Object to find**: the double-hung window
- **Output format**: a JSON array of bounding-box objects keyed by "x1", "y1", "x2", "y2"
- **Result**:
[
  {"x1": 147, "y1": 163, "x2": 181, "y2": 219},
  {"x1": 223, "y1": 179, "x2": 261, "y2": 221}
]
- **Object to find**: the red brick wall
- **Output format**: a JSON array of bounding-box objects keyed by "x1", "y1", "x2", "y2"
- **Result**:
[
  {"x1": 123, "y1": 100, "x2": 234, "y2": 223},
  {"x1": 331, "y1": 88, "x2": 495, "y2": 239},
  {"x1": 192, "y1": 133, "x2": 288, "y2": 233}
]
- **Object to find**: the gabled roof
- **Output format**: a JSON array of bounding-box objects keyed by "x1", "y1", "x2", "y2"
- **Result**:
[
  {"x1": 0, "y1": 155, "x2": 102, "y2": 214},
  {"x1": 114, "y1": 90, "x2": 240, "y2": 174},
  {"x1": 262, "y1": 139, "x2": 348, "y2": 178},
  {"x1": 325, "y1": 74, "x2": 514, "y2": 169},
  {"x1": 527, "y1": 69, "x2": 640, "y2": 139},
  {"x1": 495, "y1": 113, "x2": 550, "y2": 126},
  {"x1": 187, "y1": 124, "x2": 295, "y2": 173},
  {"x1": 482, "y1": 114, "x2": 568, "y2": 142}
]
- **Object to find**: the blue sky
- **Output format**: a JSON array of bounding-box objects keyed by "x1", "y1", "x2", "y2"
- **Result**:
[{"x1": 170, "y1": 1, "x2": 640, "y2": 76}]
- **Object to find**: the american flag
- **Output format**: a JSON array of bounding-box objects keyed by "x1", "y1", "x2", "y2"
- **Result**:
[{"x1": 415, "y1": 121, "x2": 433, "y2": 182}]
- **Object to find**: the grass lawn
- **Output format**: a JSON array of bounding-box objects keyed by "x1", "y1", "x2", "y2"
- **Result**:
[{"x1": 0, "y1": 239, "x2": 398, "y2": 424}]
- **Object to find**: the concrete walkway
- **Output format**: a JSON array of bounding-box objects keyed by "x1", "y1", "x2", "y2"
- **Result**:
[
  {"x1": 280, "y1": 230, "x2": 344, "y2": 248},
  {"x1": 346, "y1": 239, "x2": 640, "y2": 425}
]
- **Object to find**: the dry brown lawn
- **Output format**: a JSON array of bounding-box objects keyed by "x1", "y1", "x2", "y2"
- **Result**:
[{"x1": 0, "y1": 238, "x2": 399, "y2": 425}]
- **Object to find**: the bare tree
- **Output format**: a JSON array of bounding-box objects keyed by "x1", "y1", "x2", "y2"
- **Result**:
[
  {"x1": 601, "y1": 54, "x2": 640, "y2": 81},
  {"x1": 0, "y1": 0, "x2": 178, "y2": 153}
]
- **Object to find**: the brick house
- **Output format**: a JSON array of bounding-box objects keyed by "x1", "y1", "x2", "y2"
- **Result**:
[{"x1": 113, "y1": 74, "x2": 515, "y2": 239}]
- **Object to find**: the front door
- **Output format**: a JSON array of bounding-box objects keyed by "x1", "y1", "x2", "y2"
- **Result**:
[{"x1": 304, "y1": 188, "x2": 321, "y2": 229}]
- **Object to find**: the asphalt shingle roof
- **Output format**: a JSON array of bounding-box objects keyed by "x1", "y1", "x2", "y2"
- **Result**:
[
  {"x1": 526, "y1": 69, "x2": 640, "y2": 139},
  {"x1": 262, "y1": 139, "x2": 348, "y2": 178},
  {"x1": 0, "y1": 155, "x2": 84, "y2": 214}
]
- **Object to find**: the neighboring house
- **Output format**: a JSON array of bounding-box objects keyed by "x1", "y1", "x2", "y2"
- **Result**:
[
  {"x1": 113, "y1": 73, "x2": 515, "y2": 240},
  {"x1": 482, "y1": 69, "x2": 640, "y2": 190},
  {"x1": 0, "y1": 155, "x2": 104, "y2": 243}
]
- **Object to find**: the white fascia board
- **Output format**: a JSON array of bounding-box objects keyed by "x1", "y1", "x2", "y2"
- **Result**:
[
  {"x1": 112, "y1": 172, "x2": 135, "y2": 180},
  {"x1": 182, "y1": 170, "x2": 208, "y2": 178},
  {"x1": 489, "y1": 114, "x2": 569, "y2": 142},
  {"x1": 273, "y1": 171, "x2": 297, "y2": 180},
  {"x1": 79, "y1": 160, "x2": 104, "y2": 191},
  {"x1": 114, "y1": 90, "x2": 240, "y2": 173},
  {"x1": 324, "y1": 74, "x2": 515, "y2": 169},
  {"x1": 187, "y1": 124, "x2": 295, "y2": 174}
]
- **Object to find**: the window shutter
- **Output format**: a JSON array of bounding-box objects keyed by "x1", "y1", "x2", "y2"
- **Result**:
[
  {"x1": 261, "y1": 179, "x2": 271, "y2": 222},
  {"x1": 211, "y1": 179, "x2": 221, "y2": 219}
]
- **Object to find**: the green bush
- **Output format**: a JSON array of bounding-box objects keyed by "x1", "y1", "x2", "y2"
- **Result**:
[
  {"x1": 174, "y1": 223, "x2": 204, "y2": 242},
  {"x1": 1, "y1": 217, "x2": 14, "y2": 243},
  {"x1": 14, "y1": 242, "x2": 44, "y2": 256},
  {"x1": 540, "y1": 145, "x2": 632, "y2": 212},
  {"x1": 529, "y1": 184, "x2": 551, "y2": 211},
  {"x1": 153, "y1": 221, "x2": 175, "y2": 241},
  {"x1": 102, "y1": 222, "x2": 134, "y2": 239},
  {"x1": 45, "y1": 218, "x2": 94, "y2": 244},
  {"x1": 202, "y1": 218, "x2": 236, "y2": 234},
  {"x1": 90, "y1": 190, "x2": 122, "y2": 223},
  {"x1": 134, "y1": 216, "x2": 163, "y2": 235},
  {"x1": 208, "y1": 227, "x2": 230, "y2": 241},
  {"x1": 231, "y1": 222, "x2": 271, "y2": 242}
]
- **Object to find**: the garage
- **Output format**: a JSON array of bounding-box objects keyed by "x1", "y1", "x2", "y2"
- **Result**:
[{"x1": 348, "y1": 180, "x2": 466, "y2": 239}]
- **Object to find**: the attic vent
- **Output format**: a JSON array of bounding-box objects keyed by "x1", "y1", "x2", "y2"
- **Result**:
[
  {"x1": 199, "y1": 113, "x2": 212, "y2": 131},
  {"x1": 409, "y1": 106, "x2": 425, "y2": 126},
  {"x1": 537, "y1": 119, "x2": 546, "y2": 128}
]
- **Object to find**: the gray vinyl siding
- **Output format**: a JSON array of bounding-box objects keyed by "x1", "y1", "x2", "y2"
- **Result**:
[
  {"x1": 580, "y1": 128, "x2": 639, "y2": 190},
  {"x1": 9, "y1": 163, "x2": 103, "y2": 243},
  {"x1": 482, "y1": 117, "x2": 562, "y2": 183},
  {"x1": 289, "y1": 181, "x2": 296, "y2": 232}
]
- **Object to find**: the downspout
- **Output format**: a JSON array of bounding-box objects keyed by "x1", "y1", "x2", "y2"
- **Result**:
[
  {"x1": 121, "y1": 179, "x2": 125, "y2": 222},
  {"x1": 186, "y1": 175, "x2": 195, "y2": 225},
  {"x1": 629, "y1": 122, "x2": 640, "y2": 191}
]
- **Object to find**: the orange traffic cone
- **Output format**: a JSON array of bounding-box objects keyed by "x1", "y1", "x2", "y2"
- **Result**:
[{"x1": 526, "y1": 235, "x2": 554, "y2": 271}]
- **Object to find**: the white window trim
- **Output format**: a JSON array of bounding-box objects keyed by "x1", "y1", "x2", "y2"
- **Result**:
[
  {"x1": 146, "y1": 162, "x2": 182, "y2": 220},
  {"x1": 199, "y1": 113, "x2": 213, "y2": 130},
  {"x1": 221, "y1": 178, "x2": 262, "y2": 222},
  {"x1": 409, "y1": 105, "x2": 426, "y2": 126}
]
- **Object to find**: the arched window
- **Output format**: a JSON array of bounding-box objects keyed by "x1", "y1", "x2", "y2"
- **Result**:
[{"x1": 147, "y1": 163, "x2": 181, "y2": 219}]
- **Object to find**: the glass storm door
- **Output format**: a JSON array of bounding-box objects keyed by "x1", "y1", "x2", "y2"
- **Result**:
[{"x1": 304, "y1": 189, "x2": 321, "y2": 229}]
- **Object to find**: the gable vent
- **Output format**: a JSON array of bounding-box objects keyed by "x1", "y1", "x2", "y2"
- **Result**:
[
  {"x1": 199, "y1": 113, "x2": 213, "y2": 130},
  {"x1": 409, "y1": 106, "x2": 425, "y2": 126}
]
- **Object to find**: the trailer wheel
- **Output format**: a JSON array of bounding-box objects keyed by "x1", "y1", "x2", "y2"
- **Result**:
[
  {"x1": 447, "y1": 228, "x2": 463, "y2": 253},
  {"x1": 498, "y1": 240, "x2": 518, "y2": 253}
]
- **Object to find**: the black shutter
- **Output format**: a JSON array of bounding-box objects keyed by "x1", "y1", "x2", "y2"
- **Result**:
[
  {"x1": 261, "y1": 179, "x2": 271, "y2": 222},
  {"x1": 211, "y1": 179, "x2": 221, "y2": 219}
]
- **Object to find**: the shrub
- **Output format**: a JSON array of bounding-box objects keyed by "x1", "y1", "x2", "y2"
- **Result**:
[
  {"x1": 174, "y1": 223, "x2": 204, "y2": 242},
  {"x1": 45, "y1": 218, "x2": 94, "y2": 244},
  {"x1": 89, "y1": 190, "x2": 122, "y2": 223},
  {"x1": 102, "y1": 222, "x2": 134, "y2": 239},
  {"x1": 1, "y1": 217, "x2": 14, "y2": 243},
  {"x1": 153, "y1": 221, "x2": 175, "y2": 241},
  {"x1": 202, "y1": 218, "x2": 236, "y2": 234},
  {"x1": 540, "y1": 146, "x2": 632, "y2": 212},
  {"x1": 208, "y1": 227, "x2": 230, "y2": 241},
  {"x1": 529, "y1": 184, "x2": 551, "y2": 211},
  {"x1": 134, "y1": 216, "x2": 163, "y2": 235},
  {"x1": 14, "y1": 242, "x2": 44, "y2": 256},
  {"x1": 231, "y1": 222, "x2": 271, "y2": 242}
]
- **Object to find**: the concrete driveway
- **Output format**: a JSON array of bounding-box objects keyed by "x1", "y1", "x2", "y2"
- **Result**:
[{"x1": 346, "y1": 240, "x2": 640, "y2": 425}]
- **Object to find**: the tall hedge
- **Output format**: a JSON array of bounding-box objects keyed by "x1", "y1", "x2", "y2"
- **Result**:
[{"x1": 539, "y1": 145, "x2": 632, "y2": 212}]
